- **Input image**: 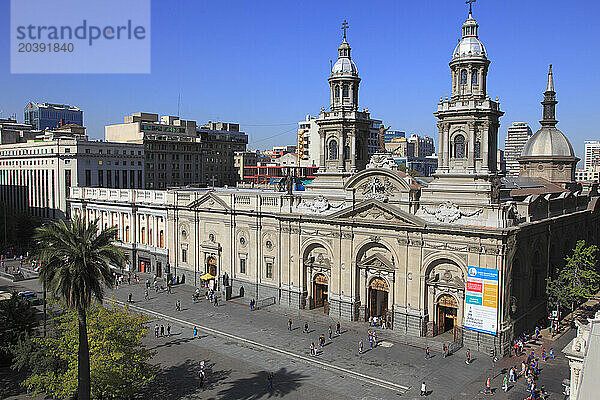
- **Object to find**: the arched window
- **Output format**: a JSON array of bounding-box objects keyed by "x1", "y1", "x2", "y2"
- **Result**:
[
  {"x1": 159, "y1": 230, "x2": 164, "y2": 248},
  {"x1": 141, "y1": 227, "x2": 146, "y2": 244},
  {"x1": 344, "y1": 145, "x2": 350, "y2": 160},
  {"x1": 474, "y1": 141, "x2": 481, "y2": 158},
  {"x1": 471, "y1": 70, "x2": 478, "y2": 84},
  {"x1": 342, "y1": 85, "x2": 349, "y2": 98},
  {"x1": 334, "y1": 85, "x2": 340, "y2": 98},
  {"x1": 460, "y1": 70, "x2": 468, "y2": 85},
  {"x1": 328, "y1": 140, "x2": 338, "y2": 160},
  {"x1": 125, "y1": 226, "x2": 130, "y2": 242},
  {"x1": 454, "y1": 135, "x2": 466, "y2": 158}
]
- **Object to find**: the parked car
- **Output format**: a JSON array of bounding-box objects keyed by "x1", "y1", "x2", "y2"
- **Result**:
[{"x1": 17, "y1": 291, "x2": 42, "y2": 306}]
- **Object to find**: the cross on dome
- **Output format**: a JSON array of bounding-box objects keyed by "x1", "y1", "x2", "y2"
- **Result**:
[{"x1": 341, "y1": 20, "x2": 349, "y2": 41}]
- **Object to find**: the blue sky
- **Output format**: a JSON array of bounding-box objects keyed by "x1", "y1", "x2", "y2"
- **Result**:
[{"x1": 1, "y1": 0, "x2": 598, "y2": 161}]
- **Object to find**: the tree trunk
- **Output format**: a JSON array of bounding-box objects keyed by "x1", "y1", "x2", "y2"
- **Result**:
[{"x1": 77, "y1": 307, "x2": 91, "y2": 400}]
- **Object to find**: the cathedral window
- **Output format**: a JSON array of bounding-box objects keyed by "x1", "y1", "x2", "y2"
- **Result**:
[
  {"x1": 474, "y1": 140, "x2": 481, "y2": 158},
  {"x1": 342, "y1": 85, "x2": 349, "y2": 98},
  {"x1": 471, "y1": 70, "x2": 478, "y2": 84},
  {"x1": 334, "y1": 85, "x2": 340, "y2": 98},
  {"x1": 328, "y1": 140, "x2": 338, "y2": 160},
  {"x1": 460, "y1": 70, "x2": 468, "y2": 85},
  {"x1": 453, "y1": 135, "x2": 466, "y2": 158},
  {"x1": 344, "y1": 145, "x2": 350, "y2": 160}
]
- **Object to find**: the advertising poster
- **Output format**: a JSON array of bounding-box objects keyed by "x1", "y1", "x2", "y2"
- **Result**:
[{"x1": 464, "y1": 266, "x2": 499, "y2": 335}]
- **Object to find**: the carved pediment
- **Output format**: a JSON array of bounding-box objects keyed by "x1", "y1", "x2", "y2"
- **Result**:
[
  {"x1": 357, "y1": 252, "x2": 395, "y2": 271},
  {"x1": 187, "y1": 192, "x2": 230, "y2": 212},
  {"x1": 328, "y1": 199, "x2": 426, "y2": 227}
]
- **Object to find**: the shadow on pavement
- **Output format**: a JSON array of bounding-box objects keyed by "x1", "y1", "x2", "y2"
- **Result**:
[
  {"x1": 217, "y1": 367, "x2": 307, "y2": 400},
  {"x1": 141, "y1": 359, "x2": 230, "y2": 400}
]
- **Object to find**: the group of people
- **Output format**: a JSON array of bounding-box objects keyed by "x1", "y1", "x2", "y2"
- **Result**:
[
  {"x1": 285, "y1": 319, "x2": 343, "y2": 357},
  {"x1": 154, "y1": 323, "x2": 172, "y2": 338},
  {"x1": 368, "y1": 315, "x2": 388, "y2": 329}
]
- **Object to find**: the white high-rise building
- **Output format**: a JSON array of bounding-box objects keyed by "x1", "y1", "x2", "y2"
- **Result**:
[
  {"x1": 297, "y1": 115, "x2": 320, "y2": 167},
  {"x1": 584, "y1": 141, "x2": 600, "y2": 170},
  {"x1": 504, "y1": 122, "x2": 532, "y2": 176}
]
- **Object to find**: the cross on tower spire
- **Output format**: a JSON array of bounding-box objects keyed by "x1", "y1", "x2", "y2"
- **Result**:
[
  {"x1": 466, "y1": 0, "x2": 476, "y2": 16},
  {"x1": 341, "y1": 20, "x2": 349, "y2": 41}
]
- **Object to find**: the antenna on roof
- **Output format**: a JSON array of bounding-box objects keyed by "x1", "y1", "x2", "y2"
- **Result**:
[
  {"x1": 330, "y1": 59, "x2": 333, "y2": 72},
  {"x1": 177, "y1": 93, "x2": 181, "y2": 117}
]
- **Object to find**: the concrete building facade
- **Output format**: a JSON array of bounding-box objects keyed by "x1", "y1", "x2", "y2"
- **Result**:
[
  {"x1": 0, "y1": 126, "x2": 143, "y2": 218},
  {"x1": 504, "y1": 122, "x2": 533, "y2": 176}
]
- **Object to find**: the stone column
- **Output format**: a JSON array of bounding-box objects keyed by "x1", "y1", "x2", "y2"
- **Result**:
[
  {"x1": 338, "y1": 130, "x2": 344, "y2": 172},
  {"x1": 468, "y1": 121, "x2": 476, "y2": 172},
  {"x1": 482, "y1": 121, "x2": 490, "y2": 173},
  {"x1": 350, "y1": 133, "x2": 357, "y2": 172}
]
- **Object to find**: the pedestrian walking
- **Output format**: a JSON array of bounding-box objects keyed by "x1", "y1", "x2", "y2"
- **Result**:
[
  {"x1": 198, "y1": 369, "x2": 205, "y2": 387},
  {"x1": 127, "y1": 274, "x2": 131, "y2": 285},
  {"x1": 267, "y1": 372, "x2": 274, "y2": 390},
  {"x1": 336, "y1": 321, "x2": 341, "y2": 335},
  {"x1": 154, "y1": 324, "x2": 159, "y2": 338},
  {"x1": 144, "y1": 289, "x2": 149, "y2": 300},
  {"x1": 167, "y1": 323, "x2": 171, "y2": 336},
  {"x1": 304, "y1": 322, "x2": 309, "y2": 333},
  {"x1": 160, "y1": 324, "x2": 165, "y2": 337},
  {"x1": 193, "y1": 326, "x2": 198, "y2": 337},
  {"x1": 288, "y1": 319, "x2": 293, "y2": 331},
  {"x1": 213, "y1": 296, "x2": 218, "y2": 306},
  {"x1": 484, "y1": 377, "x2": 492, "y2": 394},
  {"x1": 420, "y1": 381, "x2": 427, "y2": 396},
  {"x1": 425, "y1": 345, "x2": 431, "y2": 359},
  {"x1": 176, "y1": 300, "x2": 181, "y2": 311},
  {"x1": 328, "y1": 326, "x2": 332, "y2": 340},
  {"x1": 359, "y1": 339, "x2": 363, "y2": 354},
  {"x1": 128, "y1": 293, "x2": 133, "y2": 303},
  {"x1": 502, "y1": 374, "x2": 508, "y2": 392},
  {"x1": 466, "y1": 349, "x2": 471, "y2": 364},
  {"x1": 509, "y1": 367, "x2": 515, "y2": 382}
]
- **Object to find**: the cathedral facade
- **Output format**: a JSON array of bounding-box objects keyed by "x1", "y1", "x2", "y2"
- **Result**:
[{"x1": 69, "y1": 10, "x2": 599, "y2": 354}]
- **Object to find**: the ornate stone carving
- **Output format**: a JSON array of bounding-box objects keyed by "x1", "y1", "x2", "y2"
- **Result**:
[
  {"x1": 397, "y1": 237, "x2": 409, "y2": 246},
  {"x1": 341, "y1": 232, "x2": 353, "y2": 239},
  {"x1": 357, "y1": 176, "x2": 398, "y2": 203},
  {"x1": 300, "y1": 195, "x2": 344, "y2": 214},
  {"x1": 369, "y1": 235, "x2": 381, "y2": 243},
  {"x1": 423, "y1": 201, "x2": 483, "y2": 223},
  {"x1": 366, "y1": 153, "x2": 399, "y2": 171}
]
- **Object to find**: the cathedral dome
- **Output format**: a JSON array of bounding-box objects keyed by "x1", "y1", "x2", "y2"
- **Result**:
[
  {"x1": 521, "y1": 126, "x2": 575, "y2": 158},
  {"x1": 453, "y1": 36, "x2": 487, "y2": 60},
  {"x1": 332, "y1": 57, "x2": 358, "y2": 76}
]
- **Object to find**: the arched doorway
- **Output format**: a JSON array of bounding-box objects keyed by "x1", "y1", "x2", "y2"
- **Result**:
[
  {"x1": 206, "y1": 256, "x2": 217, "y2": 276},
  {"x1": 437, "y1": 294, "x2": 458, "y2": 334},
  {"x1": 313, "y1": 274, "x2": 328, "y2": 308},
  {"x1": 368, "y1": 277, "x2": 389, "y2": 318}
]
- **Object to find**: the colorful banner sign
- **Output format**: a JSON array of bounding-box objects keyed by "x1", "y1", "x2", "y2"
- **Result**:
[{"x1": 464, "y1": 266, "x2": 499, "y2": 335}]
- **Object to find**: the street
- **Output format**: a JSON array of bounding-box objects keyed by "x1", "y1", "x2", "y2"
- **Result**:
[{"x1": 1, "y1": 274, "x2": 572, "y2": 399}]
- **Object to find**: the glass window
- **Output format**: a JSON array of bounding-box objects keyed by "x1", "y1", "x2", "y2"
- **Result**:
[
  {"x1": 342, "y1": 85, "x2": 349, "y2": 97},
  {"x1": 474, "y1": 141, "x2": 481, "y2": 158},
  {"x1": 471, "y1": 70, "x2": 478, "y2": 84},
  {"x1": 181, "y1": 248, "x2": 187, "y2": 263},
  {"x1": 240, "y1": 258, "x2": 246, "y2": 274},
  {"x1": 460, "y1": 70, "x2": 468, "y2": 85},
  {"x1": 328, "y1": 140, "x2": 338, "y2": 160},
  {"x1": 454, "y1": 135, "x2": 466, "y2": 158},
  {"x1": 266, "y1": 261, "x2": 273, "y2": 278}
]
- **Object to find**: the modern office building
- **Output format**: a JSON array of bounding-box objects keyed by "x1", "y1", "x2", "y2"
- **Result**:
[
  {"x1": 297, "y1": 115, "x2": 320, "y2": 167},
  {"x1": 0, "y1": 125, "x2": 143, "y2": 218},
  {"x1": 24, "y1": 102, "x2": 83, "y2": 131},
  {"x1": 106, "y1": 114, "x2": 247, "y2": 189},
  {"x1": 504, "y1": 122, "x2": 533, "y2": 176},
  {"x1": 576, "y1": 167, "x2": 600, "y2": 183},
  {"x1": 384, "y1": 130, "x2": 406, "y2": 142},
  {"x1": 196, "y1": 122, "x2": 248, "y2": 187},
  {"x1": 584, "y1": 140, "x2": 600, "y2": 170}
]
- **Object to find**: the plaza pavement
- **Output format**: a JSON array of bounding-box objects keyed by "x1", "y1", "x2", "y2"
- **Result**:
[{"x1": 1, "y1": 274, "x2": 573, "y2": 399}]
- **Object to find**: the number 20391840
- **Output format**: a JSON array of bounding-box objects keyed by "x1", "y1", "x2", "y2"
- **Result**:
[{"x1": 18, "y1": 43, "x2": 74, "y2": 52}]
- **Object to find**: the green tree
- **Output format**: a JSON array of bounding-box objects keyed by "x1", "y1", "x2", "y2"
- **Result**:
[
  {"x1": 0, "y1": 293, "x2": 37, "y2": 360},
  {"x1": 34, "y1": 216, "x2": 123, "y2": 400},
  {"x1": 14, "y1": 304, "x2": 156, "y2": 399},
  {"x1": 547, "y1": 240, "x2": 600, "y2": 312}
]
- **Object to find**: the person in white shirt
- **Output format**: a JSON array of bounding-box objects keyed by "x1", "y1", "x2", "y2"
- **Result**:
[{"x1": 420, "y1": 381, "x2": 427, "y2": 396}]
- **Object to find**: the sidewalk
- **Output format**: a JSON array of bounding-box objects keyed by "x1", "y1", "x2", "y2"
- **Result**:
[{"x1": 541, "y1": 292, "x2": 600, "y2": 341}]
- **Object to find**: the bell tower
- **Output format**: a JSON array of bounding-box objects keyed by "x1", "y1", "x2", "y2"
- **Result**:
[
  {"x1": 308, "y1": 20, "x2": 374, "y2": 190},
  {"x1": 433, "y1": 8, "x2": 503, "y2": 176}
]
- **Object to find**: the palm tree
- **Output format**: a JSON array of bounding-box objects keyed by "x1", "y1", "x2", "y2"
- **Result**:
[{"x1": 34, "y1": 215, "x2": 123, "y2": 400}]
